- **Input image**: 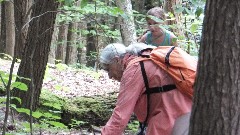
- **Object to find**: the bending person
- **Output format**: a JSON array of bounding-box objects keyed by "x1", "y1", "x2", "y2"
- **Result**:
[{"x1": 100, "y1": 43, "x2": 192, "y2": 135}]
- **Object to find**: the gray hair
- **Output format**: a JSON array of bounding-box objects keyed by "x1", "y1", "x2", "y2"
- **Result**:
[{"x1": 100, "y1": 42, "x2": 156, "y2": 64}]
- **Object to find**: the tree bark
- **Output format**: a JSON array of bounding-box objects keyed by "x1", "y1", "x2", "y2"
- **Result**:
[
  {"x1": 189, "y1": 1, "x2": 240, "y2": 135},
  {"x1": 76, "y1": 21, "x2": 87, "y2": 65},
  {"x1": 14, "y1": 0, "x2": 31, "y2": 59},
  {"x1": 5, "y1": 1, "x2": 15, "y2": 57},
  {"x1": 48, "y1": 16, "x2": 58, "y2": 64},
  {"x1": 116, "y1": 0, "x2": 137, "y2": 46},
  {"x1": 65, "y1": 22, "x2": 77, "y2": 65},
  {"x1": 133, "y1": 0, "x2": 146, "y2": 14},
  {"x1": 55, "y1": 22, "x2": 68, "y2": 63},
  {"x1": 12, "y1": 0, "x2": 59, "y2": 111},
  {"x1": 86, "y1": 23, "x2": 97, "y2": 67},
  {"x1": 0, "y1": 3, "x2": 6, "y2": 54}
]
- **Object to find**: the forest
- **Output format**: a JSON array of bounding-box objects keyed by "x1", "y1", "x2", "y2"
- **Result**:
[{"x1": 0, "y1": 0, "x2": 239, "y2": 135}]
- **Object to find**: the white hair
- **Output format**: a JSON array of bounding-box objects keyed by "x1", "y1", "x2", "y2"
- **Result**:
[{"x1": 100, "y1": 42, "x2": 156, "y2": 64}]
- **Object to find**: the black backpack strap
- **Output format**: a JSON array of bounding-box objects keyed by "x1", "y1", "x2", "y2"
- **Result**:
[
  {"x1": 138, "y1": 48, "x2": 153, "y2": 58},
  {"x1": 165, "y1": 46, "x2": 175, "y2": 67},
  {"x1": 143, "y1": 84, "x2": 176, "y2": 94},
  {"x1": 139, "y1": 60, "x2": 177, "y2": 134},
  {"x1": 139, "y1": 61, "x2": 150, "y2": 132}
]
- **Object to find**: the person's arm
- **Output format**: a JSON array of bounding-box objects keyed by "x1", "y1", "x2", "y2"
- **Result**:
[
  {"x1": 101, "y1": 64, "x2": 144, "y2": 135},
  {"x1": 138, "y1": 34, "x2": 147, "y2": 43}
]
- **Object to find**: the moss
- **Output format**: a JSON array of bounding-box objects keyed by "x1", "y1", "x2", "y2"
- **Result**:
[
  {"x1": 39, "y1": 89, "x2": 118, "y2": 128},
  {"x1": 62, "y1": 95, "x2": 117, "y2": 127},
  {"x1": 40, "y1": 89, "x2": 65, "y2": 105}
]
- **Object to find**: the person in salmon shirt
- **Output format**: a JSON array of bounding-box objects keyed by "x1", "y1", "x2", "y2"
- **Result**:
[
  {"x1": 99, "y1": 42, "x2": 192, "y2": 135},
  {"x1": 138, "y1": 7, "x2": 178, "y2": 47}
]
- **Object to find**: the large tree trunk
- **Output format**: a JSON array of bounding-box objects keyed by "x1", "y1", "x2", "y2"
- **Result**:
[
  {"x1": 116, "y1": 0, "x2": 137, "y2": 46},
  {"x1": 189, "y1": 1, "x2": 240, "y2": 135},
  {"x1": 14, "y1": 0, "x2": 31, "y2": 59},
  {"x1": 0, "y1": 3, "x2": 6, "y2": 54},
  {"x1": 5, "y1": 1, "x2": 15, "y2": 57},
  {"x1": 12, "y1": 0, "x2": 59, "y2": 111}
]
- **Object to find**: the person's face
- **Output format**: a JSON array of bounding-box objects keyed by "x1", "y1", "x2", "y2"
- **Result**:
[
  {"x1": 101, "y1": 58, "x2": 123, "y2": 82},
  {"x1": 147, "y1": 19, "x2": 162, "y2": 36}
]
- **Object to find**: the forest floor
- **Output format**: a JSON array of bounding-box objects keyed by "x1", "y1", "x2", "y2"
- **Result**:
[
  {"x1": 0, "y1": 58, "x2": 127, "y2": 135},
  {"x1": 0, "y1": 58, "x2": 120, "y2": 98}
]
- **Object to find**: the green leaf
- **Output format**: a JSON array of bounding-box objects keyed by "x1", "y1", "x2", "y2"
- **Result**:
[
  {"x1": 147, "y1": 15, "x2": 164, "y2": 23},
  {"x1": 172, "y1": 38, "x2": 177, "y2": 43},
  {"x1": 32, "y1": 111, "x2": 43, "y2": 118},
  {"x1": 48, "y1": 121, "x2": 66, "y2": 128},
  {"x1": 10, "y1": 104, "x2": 16, "y2": 109},
  {"x1": 11, "y1": 97, "x2": 22, "y2": 104},
  {"x1": 11, "y1": 82, "x2": 28, "y2": 91},
  {"x1": 184, "y1": 7, "x2": 193, "y2": 15},
  {"x1": 16, "y1": 108, "x2": 30, "y2": 115},
  {"x1": 195, "y1": 7, "x2": 203, "y2": 17},
  {"x1": 190, "y1": 23, "x2": 199, "y2": 33},
  {"x1": 43, "y1": 102, "x2": 62, "y2": 110},
  {"x1": 108, "y1": 7, "x2": 124, "y2": 16},
  {"x1": 50, "y1": 115, "x2": 61, "y2": 120},
  {"x1": 0, "y1": 97, "x2": 6, "y2": 103},
  {"x1": 64, "y1": 0, "x2": 74, "y2": 6},
  {"x1": 81, "y1": 0, "x2": 88, "y2": 8},
  {"x1": 43, "y1": 112, "x2": 53, "y2": 118}
]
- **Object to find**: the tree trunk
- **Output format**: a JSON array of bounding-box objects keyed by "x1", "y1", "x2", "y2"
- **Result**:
[
  {"x1": 48, "y1": 17, "x2": 58, "y2": 64},
  {"x1": 14, "y1": 0, "x2": 31, "y2": 59},
  {"x1": 133, "y1": 0, "x2": 146, "y2": 14},
  {"x1": 65, "y1": 22, "x2": 77, "y2": 65},
  {"x1": 189, "y1": 1, "x2": 240, "y2": 135},
  {"x1": 86, "y1": 23, "x2": 97, "y2": 67},
  {"x1": 5, "y1": 1, "x2": 15, "y2": 57},
  {"x1": 116, "y1": 0, "x2": 137, "y2": 46},
  {"x1": 12, "y1": 0, "x2": 59, "y2": 111},
  {"x1": 0, "y1": 3, "x2": 6, "y2": 54},
  {"x1": 76, "y1": 21, "x2": 87, "y2": 65},
  {"x1": 55, "y1": 22, "x2": 68, "y2": 63}
]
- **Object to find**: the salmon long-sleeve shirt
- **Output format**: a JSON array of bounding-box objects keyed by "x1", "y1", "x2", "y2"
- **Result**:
[{"x1": 101, "y1": 54, "x2": 192, "y2": 135}]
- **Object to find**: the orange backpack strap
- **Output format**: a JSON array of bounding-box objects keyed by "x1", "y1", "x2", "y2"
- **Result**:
[
  {"x1": 126, "y1": 57, "x2": 149, "y2": 69},
  {"x1": 126, "y1": 48, "x2": 154, "y2": 69}
]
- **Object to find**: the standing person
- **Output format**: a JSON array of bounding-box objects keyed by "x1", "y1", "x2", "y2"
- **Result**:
[
  {"x1": 138, "y1": 7, "x2": 178, "y2": 47},
  {"x1": 100, "y1": 43, "x2": 192, "y2": 135}
]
